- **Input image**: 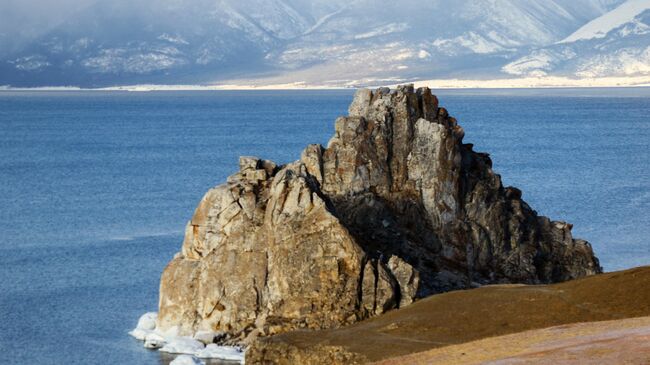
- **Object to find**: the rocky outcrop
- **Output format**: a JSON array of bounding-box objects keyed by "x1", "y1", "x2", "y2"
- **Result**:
[{"x1": 156, "y1": 85, "x2": 601, "y2": 346}]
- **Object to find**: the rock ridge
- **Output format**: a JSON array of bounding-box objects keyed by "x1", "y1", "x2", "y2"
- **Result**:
[{"x1": 156, "y1": 85, "x2": 601, "y2": 346}]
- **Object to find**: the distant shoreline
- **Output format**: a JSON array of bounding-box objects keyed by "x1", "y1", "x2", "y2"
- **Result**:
[{"x1": 2, "y1": 75, "x2": 650, "y2": 92}]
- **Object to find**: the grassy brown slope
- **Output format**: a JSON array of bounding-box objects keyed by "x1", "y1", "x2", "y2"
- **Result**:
[
  {"x1": 248, "y1": 266, "x2": 650, "y2": 364},
  {"x1": 376, "y1": 316, "x2": 650, "y2": 364}
]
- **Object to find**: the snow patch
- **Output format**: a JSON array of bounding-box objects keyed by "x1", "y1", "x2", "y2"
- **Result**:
[
  {"x1": 301, "y1": 5, "x2": 348, "y2": 36},
  {"x1": 217, "y1": 5, "x2": 274, "y2": 45},
  {"x1": 158, "y1": 33, "x2": 189, "y2": 45},
  {"x1": 11, "y1": 55, "x2": 51, "y2": 71},
  {"x1": 82, "y1": 49, "x2": 187, "y2": 74},
  {"x1": 576, "y1": 46, "x2": 650, "y2": 77},
  {"x1": 196, "y1": 47, "x2": 223, "y2": 65},
  {"x1": 392, "y1": 50, "x2": 416, "y2": 61},
  {"x1": 560, "y1": 0, "x2": 650, "y2": 43},
  {"x1": 354, "y1": 23, "x2": 409, "y2": 40},
  {"x1": 503, "y1": 49, "x2": 576, "y2": 76},
  {"x1": 277, "y1": 44, "x2": 352, "y2": 68},
  {"x1": 69, "y1": 38, "x2": 92, "y2": 52},
  {"x1": 502, "y1": 52, "x2": 554, "y2": 76},
  {"x1": 403, "y1": 75, "x2": 650, "y2": 89},
  {"x1": 433, "y1": 32, "x2": 505, "y2": 56},
  {"x1": 618, "y1": 18, "x2": 650, "y2": 36}
]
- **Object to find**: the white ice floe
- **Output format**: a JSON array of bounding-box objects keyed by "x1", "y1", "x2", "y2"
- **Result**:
[
  {"x1": 143, "y1": 332, "x2": 166, "y2": 349},
  {"x1": 196, "y1": 344, "x2": 245, "y2": 362},
  {"x1": 170, "y1": 355, "x2": 205, "y2": 365},
  {"x1": 128, "y1": 312, "x2": 158, "y2": 340},
  {"x1": 130, "y1": 311, "x2": 245, "y2": 363},
  {"x1": 160, "y1": 337, "x2": 205, "y2": 355}
]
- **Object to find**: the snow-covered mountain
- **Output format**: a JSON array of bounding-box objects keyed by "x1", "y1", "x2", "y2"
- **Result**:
[
  {"x1": 2, "y1": 0, "x2": 647, "y2": 87},
  {"x1": 560, "y1": 0, "x2": 650, "y2": 43},
  {"x1": 256, "y1": 0, "x2": 628, "y2": 86},
  {"x1": 0, "y1": 0, "x2": 348, "y2": 86},
  {"x1": 504, "y1": 0, "x2": 650, "y2": 78}
]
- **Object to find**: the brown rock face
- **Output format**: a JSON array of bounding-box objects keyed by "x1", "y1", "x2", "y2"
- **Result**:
[{"x1": 156, "y1": 85, "x2": 601, "y2": 344}]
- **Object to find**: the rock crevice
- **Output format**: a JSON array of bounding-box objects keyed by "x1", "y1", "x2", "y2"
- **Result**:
[{"x1": 156, "y1": 85, "x2": 601, "y2": 344}]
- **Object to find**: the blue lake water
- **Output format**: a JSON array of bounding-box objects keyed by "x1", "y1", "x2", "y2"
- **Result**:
[{"x1": 0, "y1": 89, "x2": 649, "y2": 364}]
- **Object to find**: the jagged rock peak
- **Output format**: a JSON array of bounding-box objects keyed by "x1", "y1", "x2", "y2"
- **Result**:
[{"x1": 156, "y1": 85, "x2": 601, "y2": 347}]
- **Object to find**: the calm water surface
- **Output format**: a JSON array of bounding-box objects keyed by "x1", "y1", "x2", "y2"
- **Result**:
[{"x1": 0, "y1": 89, "x2": 648, "y2": 364}]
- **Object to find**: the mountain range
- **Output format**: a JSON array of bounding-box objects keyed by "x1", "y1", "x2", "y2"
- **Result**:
[{"x1": 1, "y1": 0, "x2": 648, "y2": 87}]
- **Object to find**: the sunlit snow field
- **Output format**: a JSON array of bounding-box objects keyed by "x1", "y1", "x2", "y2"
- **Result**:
[{"x1": 0, "y1": 88, "x2": 648, "y2": 364}]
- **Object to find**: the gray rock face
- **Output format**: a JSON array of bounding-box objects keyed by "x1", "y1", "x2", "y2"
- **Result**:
[{"x1": 156, "y1": 85, "x2": 601, "y2": 344}]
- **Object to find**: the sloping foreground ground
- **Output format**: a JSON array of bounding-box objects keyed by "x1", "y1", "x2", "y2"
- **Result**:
[
  {"x1": 248, "y1": 266, "x2": 650, "y2": 364},
  {"x1": 375, "y1": 315, "x2": 650, "y2": 365}
]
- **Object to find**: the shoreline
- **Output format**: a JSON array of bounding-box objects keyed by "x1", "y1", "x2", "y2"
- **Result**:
[{"x1": 2, "y1": 75, "x2": 650, "y2": 92}]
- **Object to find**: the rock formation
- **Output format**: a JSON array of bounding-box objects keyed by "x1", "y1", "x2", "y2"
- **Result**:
[{"x1": 156, "y1": 85, "x2": 601, "y2": 345}]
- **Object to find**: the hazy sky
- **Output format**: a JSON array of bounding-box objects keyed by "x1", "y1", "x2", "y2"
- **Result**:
[{"x1": 0, "y1": 0, "x2": 97, "y2": 42}]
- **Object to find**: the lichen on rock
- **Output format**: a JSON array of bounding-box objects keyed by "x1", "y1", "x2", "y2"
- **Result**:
[{"x1": 155, "y1": 85, "x2": 601, "y2": 346}]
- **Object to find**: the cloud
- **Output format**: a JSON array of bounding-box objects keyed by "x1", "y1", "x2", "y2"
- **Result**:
[
  {"x1": 0, "y1": 1, "x2": 96, "y2": 39},
  {"x1": 0, "y1": 0, "x2": 99, "y2": 56}
]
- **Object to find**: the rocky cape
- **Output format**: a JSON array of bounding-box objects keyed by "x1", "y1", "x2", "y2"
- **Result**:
[{"x1": 155, "y1": 85, "x2": 601, "y2": 351}]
